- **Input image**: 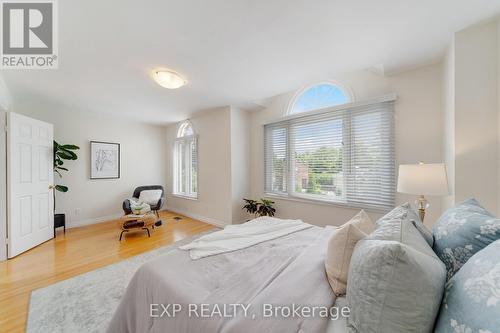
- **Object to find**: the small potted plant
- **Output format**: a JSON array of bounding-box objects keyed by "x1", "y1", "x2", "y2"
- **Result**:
[
  {"x1": 242, "y1": 198, "x2": 276, "y2": 219},
  {"x1": 257, "y1": 199, "x2": 276, "y2": 217}
]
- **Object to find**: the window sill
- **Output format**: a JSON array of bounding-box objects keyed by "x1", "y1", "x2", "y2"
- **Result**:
[
  {"x1": 263, "y1": 193, "x2": 391, "y2": 214},
  {"x1": 172, "y1": 194, "x2": 198, "y2": 201}
]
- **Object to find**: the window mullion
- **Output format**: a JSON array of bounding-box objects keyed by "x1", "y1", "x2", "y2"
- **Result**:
[
  {"x1": 343, "y1": 111, "x2": 352, "y2": 203},
  {"x1": 185, "y1": 140, "x2": 190, "y2": 196},
  {"x1": 286, "y1": 123, "x2": 293, "y2": 197}
]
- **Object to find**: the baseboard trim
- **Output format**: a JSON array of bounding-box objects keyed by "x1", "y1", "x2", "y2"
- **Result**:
[
  {"x1": 65, "y1": 207, "x2": 230, "y2": 229},
  {"x1": 165, "y1": 206, "x2": 228, "y2": 228},
  {"x1": 66, "y1": 213, "x2": 123, "y2": 229}
]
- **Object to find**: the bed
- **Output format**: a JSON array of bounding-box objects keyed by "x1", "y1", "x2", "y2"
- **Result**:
[{"x1": 107, "y1": 222, "x2": 345, "y2": 333}]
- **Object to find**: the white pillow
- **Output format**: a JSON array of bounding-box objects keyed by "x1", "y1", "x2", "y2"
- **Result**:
[
  {"x1": 138, "y1": 189, "x2": 162, "y2": 206},
  {"x1": 129, "y1": 200, "x2": 151, "y2": 215},
  {"x1": 324, "y1": 210, "x2": 373, "y2": 296}
]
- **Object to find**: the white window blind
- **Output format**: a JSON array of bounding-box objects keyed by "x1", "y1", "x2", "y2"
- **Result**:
[
  {"x1": 264, "y1": 100, "x2": 395, "y2": 210},
  {"x1": 173, "y1": 135, "x2": 198, "y2": 198}
]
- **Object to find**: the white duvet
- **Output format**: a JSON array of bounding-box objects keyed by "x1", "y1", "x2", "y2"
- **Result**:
[{"x1": 179, "y1": 216, "x2": 313, "y2": 259}]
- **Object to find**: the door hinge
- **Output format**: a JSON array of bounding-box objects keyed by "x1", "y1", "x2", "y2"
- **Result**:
[
  {"x1": 3, "y1": 125, "x2": 7, "y2": 133},
  {"x1": 5, "y1": 238, "x2": 8, "y2": 245}
]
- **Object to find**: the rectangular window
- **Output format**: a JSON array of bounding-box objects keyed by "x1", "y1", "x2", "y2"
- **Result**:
[
  {"x1": 173, "y1": 136, "x2": 198, "y2": 198},
  {"x1": 264, "y1": 100, "x2": 395, "y2": 210}
]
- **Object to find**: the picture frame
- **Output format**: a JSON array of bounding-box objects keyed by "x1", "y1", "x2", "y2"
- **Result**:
[{"x1": 90, "y1": 141, "x2": 120, "y2": 179}]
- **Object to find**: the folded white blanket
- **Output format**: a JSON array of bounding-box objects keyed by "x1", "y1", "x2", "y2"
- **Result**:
[{"x1": 179, "y1": 216, "x2": 313, "y2": 259}]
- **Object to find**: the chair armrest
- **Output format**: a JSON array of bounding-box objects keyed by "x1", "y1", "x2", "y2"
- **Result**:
[{"x1": 122, "y1": 199, "x2": 132, "y2": 214}]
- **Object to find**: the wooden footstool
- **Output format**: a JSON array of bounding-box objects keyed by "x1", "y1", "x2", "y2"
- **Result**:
[{"x1": 119, "y1": 212, "x2": 157, "y2": 241}]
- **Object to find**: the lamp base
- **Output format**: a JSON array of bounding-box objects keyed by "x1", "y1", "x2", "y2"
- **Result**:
[
  {"x1": 416, "y1": 195, "x2": 429, "y2": 222},
  {"x1": 418, "y1": 208, "x2": 425, "y2": 222}
]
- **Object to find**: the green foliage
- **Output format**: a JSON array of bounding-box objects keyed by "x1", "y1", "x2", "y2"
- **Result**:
[
  {"x1": 242, "y1": 198, "x2": 259, "y2": 215},
  {"x1": 295, "y1": 146, "x2": 342, "y2": 196},
  {"x1": 53, "y1": 141, "x2": 80, "y2": 193},
  {"x1": 257, "y1": 199, "x2": 276, "y2": 217},
  {"x1": 242, "y1": 198, "x2": 276, "y2": 217},
  {"x1": 55, "y1": 185, "x2": 68, "y2": 192}
]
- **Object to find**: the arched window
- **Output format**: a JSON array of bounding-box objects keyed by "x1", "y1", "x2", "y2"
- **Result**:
[
  {"x1": 177, "y1": 121, "x2": 194, "y2": 137},
  {"x1": 173, "y1": 121, "x2": 197, "y2": 198},
  {"x1": 288, "y1": 82, "x2": 353, "y2": 115}
]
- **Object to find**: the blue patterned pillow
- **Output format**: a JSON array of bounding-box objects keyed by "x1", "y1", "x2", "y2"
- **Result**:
[
  {"x1": 432, "y1": 198, "x2": 500, "y2": 280},
  {"x1": 434, "y1": 240, "x2": 500, "y2": 333}
]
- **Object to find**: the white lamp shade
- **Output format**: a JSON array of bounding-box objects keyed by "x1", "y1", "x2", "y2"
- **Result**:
[{"x1": 397, "y1": 163, "x2": 449, "y2": 195}]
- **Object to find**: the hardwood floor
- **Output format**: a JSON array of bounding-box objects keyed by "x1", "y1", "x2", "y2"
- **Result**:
[{"x1": 0, "y1": 211, "x2": 212, "y2": 333}]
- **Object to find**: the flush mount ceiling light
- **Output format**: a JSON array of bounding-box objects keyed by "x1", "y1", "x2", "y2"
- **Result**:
[{"x1": 152, "y1": 70, "x2": 187, "y2": 89}]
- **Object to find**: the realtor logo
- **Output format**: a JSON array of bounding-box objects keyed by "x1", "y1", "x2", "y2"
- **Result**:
[{"x1": 1, "y1": 0, "x2": 58, "y2": 69}]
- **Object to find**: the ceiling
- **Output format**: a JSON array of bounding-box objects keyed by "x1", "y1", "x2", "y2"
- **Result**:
[{"x1": 3, "y1": 0, "x2": 500, "y2": 124}]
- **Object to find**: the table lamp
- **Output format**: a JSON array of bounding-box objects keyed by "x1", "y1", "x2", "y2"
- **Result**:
[{"x1": 397, "y1": 162, "x2": 449, "y2": 222}]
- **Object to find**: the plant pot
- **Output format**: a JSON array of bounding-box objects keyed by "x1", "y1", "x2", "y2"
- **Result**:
[{"x1": 54, "y1": 213, "x2": 66, "y2": 237}]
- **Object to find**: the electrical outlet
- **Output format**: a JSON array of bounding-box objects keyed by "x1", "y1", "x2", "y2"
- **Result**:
[{"x1": 75, "y1": 208, "x2": 82, "y2": 216}]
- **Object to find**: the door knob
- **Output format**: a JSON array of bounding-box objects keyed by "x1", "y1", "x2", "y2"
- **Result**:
[{"x1": 49, "y1": 184, "x2": 55, "y2": 190}]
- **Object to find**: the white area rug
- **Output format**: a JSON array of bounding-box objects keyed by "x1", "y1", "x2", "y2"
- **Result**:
[{"x1": 26, "y1": 230, "x2": 213, "y2": 333}]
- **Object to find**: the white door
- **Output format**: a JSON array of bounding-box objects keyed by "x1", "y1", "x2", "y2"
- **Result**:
[{"x1": 7, "y1": 112, "x2": 54, "y2": 258}]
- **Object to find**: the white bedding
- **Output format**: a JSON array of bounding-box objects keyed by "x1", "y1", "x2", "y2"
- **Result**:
[
  {"x1": 179, "y1": 216, "x2": 313, "y2": 259},
  {"x1": 326, "y1": 296, "x2": 349, "y2": 333},
  {"x1": 107, "y1": 226, "x2": 337, "y2": 333}
]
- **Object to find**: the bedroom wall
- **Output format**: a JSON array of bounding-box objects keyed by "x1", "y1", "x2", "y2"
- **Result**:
[
  {"x1": 249, "y1": 63, "x2": 444, "y2": 228},
  {"x1": 164, "y1": 106, "x2": 251, "y2": 226},
  {"x1": 230, "y1": 107, "x2": 251, "y2": 223},
  {"x1": 11, "y1": 99, "x2": 168, "y2": 228},
  {"x1": 442, "y1": 20, "x2": 500, "y2": 215},
  {"x1": 498, "y1": 20, "x2": 500, "y2": 213},
  {"x1": 165, "y1": 106, "x2": 233, "y2": 226},
  {"x1": 442, "y1": 43, "x2": 456, "y2": 211}
]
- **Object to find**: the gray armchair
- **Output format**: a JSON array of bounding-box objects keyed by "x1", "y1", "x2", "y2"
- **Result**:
[{"x1": 122, "y1": 185, "x2": 165, "y2": 217}]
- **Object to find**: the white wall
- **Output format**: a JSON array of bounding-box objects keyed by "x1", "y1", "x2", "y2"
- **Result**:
[
  {"x1": 453, "y1": 20, "x2": 499, "y2": 214},
  {"x1": 0, "y1": 76, "x2": 11, "y2": 111},
  {"x1": 230, "y1": 107, "x2": 251, "y2": 223},
  {"x1": 164, "y1": 106, "x2": 251, "y2": 226},
  {"x1": 442, "y1": 42, "x2": 456, "y2": 210},
  {"x1": 165, "y1": 107, "x2": 233, "y2": 226},
  {"x1": 498, "y1": 20, "x2": 500, "y2": 212},
  {"x1": 12, "y1": 100, "x2": 168, "y2": 228},
  {"x1": 250, "y1": 64, "x2": 444, "y2": 227}
]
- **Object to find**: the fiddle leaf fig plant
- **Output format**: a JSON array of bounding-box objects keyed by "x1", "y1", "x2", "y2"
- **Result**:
[{"x1": 53, "y1": 141, "x2": 80, "y2": 193}]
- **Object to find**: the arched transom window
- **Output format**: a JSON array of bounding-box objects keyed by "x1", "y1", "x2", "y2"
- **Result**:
[
  {"x1": 289, "y1": 82, "x2": 353, "y2": 115},
  {"x1": 173, "y1": 121, "x2": 198, "y2": 198},
  {"x1": 177, "y1": 121, "x2": 194, "y2": 137}
]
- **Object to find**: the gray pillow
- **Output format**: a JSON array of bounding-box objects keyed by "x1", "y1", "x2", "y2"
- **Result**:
[
  {"x1": 346, "y1": 205, "x2": 446, "y2": 333},
  {"x1": 372, "y1": 203, "x2": 435, "y2": 258},
  {"x1": 375, "y1": 202, "x2": 434, "y2": 247},
  {"x1": 410, "y1": 219, "x2": 434, "y2": 247}
]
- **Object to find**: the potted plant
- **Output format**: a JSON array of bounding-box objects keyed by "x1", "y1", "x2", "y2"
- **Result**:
[
  {"x1": 53, "y1": 141, "x2": 80, "y2": 235},
  {"x1": 242, "y1": 198, "x2": 276, "y2": 218},
  {"x1": 257, "y1": 199, "x2": 276, "y2": 217}
]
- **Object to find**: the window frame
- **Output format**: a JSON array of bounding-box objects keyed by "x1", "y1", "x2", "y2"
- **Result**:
[
  {"x1": 264, "y1": 94, "x2": 396, "y2": 213},
  {"x1": 173, "y1": 121, "x2": 198, "y2": 199}
]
